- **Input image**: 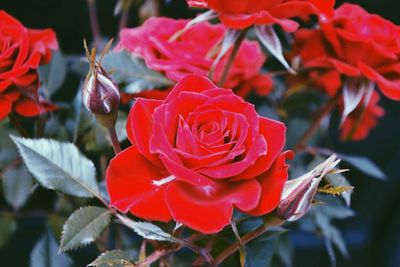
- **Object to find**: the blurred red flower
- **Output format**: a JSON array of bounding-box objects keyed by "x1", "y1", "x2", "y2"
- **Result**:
[
  {"x1": 106, "y1": 75, "x2": 293, "y2": 234},
  {"x1": 0, "y1": 10, "x2": 58, "y2": 120},
  {"x1": 187, "y1": 0, "x2": 335, "y2": 31},
  {"x1": 115, "y1": 17, "x2": 272, "y2": 98},
  {"x1": 292, "y1": 3, "x2": 400, "y2": 100},
  {"x1": 340, "y1": 91, "x2": 385, "y2": 141}
]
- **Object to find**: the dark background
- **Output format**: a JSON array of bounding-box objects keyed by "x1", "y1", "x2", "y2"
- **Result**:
[{"x1": 1, "y1": 0, "x2": 400, "y2": 266}]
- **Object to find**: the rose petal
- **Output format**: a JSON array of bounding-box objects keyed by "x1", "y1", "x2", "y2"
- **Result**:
[
  {"x1": 232, "y1": 117, "x2": 286, "y2": 181},
  {"x1": 106, "y1": 146, "x2": 172, "y2": 222},
  {"x1": 245, "y1": 151, "x2": 294, "y2": 216},
  {"x1": 165, "y1": 179, "x2": 261, "y2": 234},
  {"x1": 165, "y1": 74, "x2": 216, "y2": 103},
  {"x1": 127, "y1": 98, "x2": 163, "y2": 164}
]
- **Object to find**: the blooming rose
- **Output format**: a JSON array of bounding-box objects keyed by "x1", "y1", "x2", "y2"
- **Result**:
[
  {"x1": 0, "y1": 10, "x2": 58, "y2": 120},
  {"x1": 115, "y1": 17, "x2": 272, "y2": 98},
  {"x1": 340, "y1": 91, "x2": 384, "y2": 141},
  {"x1": 292, "y1": 4, "x2": 400, "y2": 100},
  {"x1": 106, "y1": 75, "x2": 293, "y2": 234},
  {"x1": 187, "y1": 0, "x2": 335, "y2": 31}
]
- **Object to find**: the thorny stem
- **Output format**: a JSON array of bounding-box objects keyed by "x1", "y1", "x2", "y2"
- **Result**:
[
  {"x1": 217, "y1": 28, "x2": 249, "y2": 87},
  {"x1": 294, "y1": 93, "x2": 341, "y2": 152},
  {"x1": 212, "y1": 214, "x2": 284, "y2": 266},
  {"x1": 108, "y1": 127, "x2": 122, "y2": 154},
  {"x1": 87, "y1": 0, "x2": 102, "y2": 49}
]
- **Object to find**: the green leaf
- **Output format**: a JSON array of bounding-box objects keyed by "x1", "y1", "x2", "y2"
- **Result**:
[
  {"x1": 88, "y1": 250, "x2": 135, "y2": 267},
  {"x1": 30, "y1": 231, "x2": 72, "y2": 267},
  {"x1": 2, "y1": 164, "x2": 33, "y2": 210},
  {"x1": 11, "y1": 135, "x2": 99, "y2": 198},
  {"x1": 117, "y1": 214, "x2": 176, "y2": 242},
  {"x1": 245, "y1": 234, "x2": 276, "y2": 267},
  {"x1": 102, "y1": 51, "x2": 172, "y2": 93},
  {"x1": 60, "y1": 206, "x2": 111, "y2": 252},
  {"x1": 339, "y1": 154, "x2": 386, "y2": 180},
  {"x1": 38, "y1": 51, "x2": 67, "y2": 96},
  {"x1": 0, "y1": 214, "x2": 17, "y2": 247}
]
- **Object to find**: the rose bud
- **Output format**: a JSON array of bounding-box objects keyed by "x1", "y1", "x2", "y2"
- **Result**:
[
  {"x1": 82, "y1": 40, "x2": 120, "y2": 129},
  {"x1": 276, "y1": 155, "x2": 341, "y2": 222}
]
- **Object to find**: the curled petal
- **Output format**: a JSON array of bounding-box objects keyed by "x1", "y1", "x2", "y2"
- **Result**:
[
  {"x1": 246, "y1": 151, "x2": 293, "y2": 216},
  {"x1": 166, "y1": 179, "x2": 261, "y2": 234},
  {"x1": 106, "y1": 146, "x2": 172, "y2": 222}
]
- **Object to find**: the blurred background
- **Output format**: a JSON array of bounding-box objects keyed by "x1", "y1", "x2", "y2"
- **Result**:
[{"x1": 0, "y1": 0, "x2": 399, "y2": 266}]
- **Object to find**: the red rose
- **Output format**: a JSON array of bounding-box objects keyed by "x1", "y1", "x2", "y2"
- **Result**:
[
  {"x1": 106, "y1": 75, "x2": 293, "y2": 234},
  {"x1": 292, "y1": 4, "x2": 400, "y2": 100},
  {"x1": 340, "y1": 91, "x2": 384, "y2": 141},
  {"x1": 187, "y1": 0, "x2": 335, "y2": 31},
  {"x1": 115, "y1": 17, "x2": 272, "y2": 98},
  {"x1": 0, "y1": 10, "x2": 58, "y2": 121}
]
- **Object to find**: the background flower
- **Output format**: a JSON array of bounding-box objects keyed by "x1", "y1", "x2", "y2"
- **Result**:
[
  {"x1": 0, "y1": 10, "x2": 58, "y2": 121},
  {"x1": 340, "y1": 91, "x2": 385, "y2": 141},
  {"x1": 292, "y1": 3, "x2": 400, "y2": 100},
  {"x1": 115, "y1": 17, "x2": 272, "y2": 98},
  {"x1": 187, "y1": 0, "x2": 335, "y2": 31},
  {"x1": 107, "y1": 75, "x2": 292, "y2": 234}
]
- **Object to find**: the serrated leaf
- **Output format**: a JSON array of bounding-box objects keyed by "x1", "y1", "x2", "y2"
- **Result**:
[
  {"x1": 117, "y1": 214, "x2": 175, "y2": 242},
  {"x1": 339, "y1": 154, "x2": 386, "y2": 180},
  {"x1": 0, "y1": 214, "x2": 17, "y2": 247},
  {"x1": 38, "y1": 51, "x2": 67, "y2": 96},
  {"x1": 102, "y1": 51, "x2": 172, "y2": 93},
  {"x1": 60, "y1": 206, "x2": 111, "y2": 252},
  {"x1": 2, "y1": 164, "x2": 33, "y2": 210},
  {"x1": 30, "y1": 231, "x2": 72, "y2": 267},
  {"x1": 11, "y1": 135, "x2": 99, "y2": 198},
  {"x1": 88, "y1": 250, "x2": 135, "y2": 267}
]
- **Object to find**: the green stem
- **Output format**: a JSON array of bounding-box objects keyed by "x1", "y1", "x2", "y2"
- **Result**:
[{"x1": 108, "y1": 127, "x2": 121, "y2": 154}]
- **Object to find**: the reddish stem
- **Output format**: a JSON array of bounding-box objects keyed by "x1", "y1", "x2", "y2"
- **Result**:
[
  {"x1": 294, "y1": 93, "x2": 340, "y2": 152},
  {"x1": 217, "y1": 28, "x2": 249, "y2": 87},
  {"x1": 212, "y1": 214, "x2": 284, "y2": 266}
]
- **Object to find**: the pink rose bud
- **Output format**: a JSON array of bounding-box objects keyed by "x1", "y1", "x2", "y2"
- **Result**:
[
  {"x1": 276, "y1": 155, "x2": 341, "y2": 222},
  {"x1": 83, "y1": 40, "x2": 120, "y2": 128}
]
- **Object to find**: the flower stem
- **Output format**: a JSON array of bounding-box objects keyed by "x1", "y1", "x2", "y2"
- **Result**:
[
  {"x1": 108, "y1": 127, "x2": 121, "y2": 155},
  {"x1": 294, "y1": 93, "x2": 340, "y2": 152},
  {"x1": 212, "y1": 214, "x2": 284, "y2": 266},
  {"x1": 118, "y1": 0, "x2": 134, "y2": 33},
  {"x1": 217, "y1": 28, "x2": 249, "y2": 87},
  {"x1": 87, "y1": 0, "x2": 102, "y2": 49}
]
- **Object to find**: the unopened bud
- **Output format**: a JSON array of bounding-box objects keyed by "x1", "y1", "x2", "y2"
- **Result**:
[
  {"x1": 83, "y1": 40, "x2": 120, "y2": 129},
  {"x1": 276, "y1": 155, "x2": 341, "y2": 221}
]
